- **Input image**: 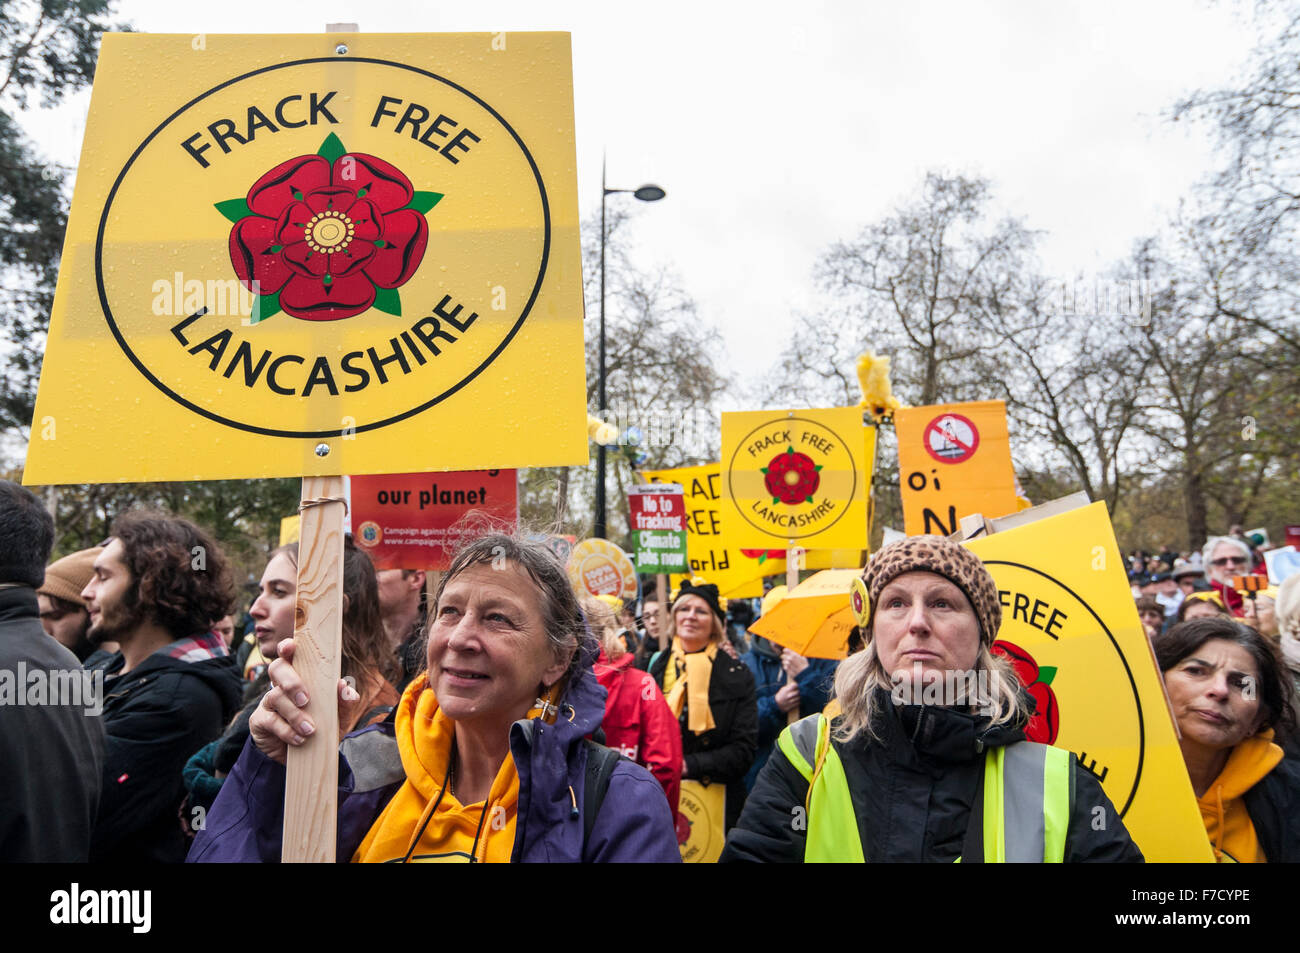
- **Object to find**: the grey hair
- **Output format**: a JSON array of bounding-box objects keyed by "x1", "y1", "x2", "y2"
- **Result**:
[
  {"x1": 1202, "y1": 536, "x2": 1253, "y2": 569},
  {"x1": 432, "y1": 529, "x2": 595, "y2": 692}
]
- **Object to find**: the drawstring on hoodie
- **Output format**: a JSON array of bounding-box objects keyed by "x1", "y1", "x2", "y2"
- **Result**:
[
  {"x1": 568, "y1": 785, "x2": 579, "y2": 819},
  {"x1": 1213, "y1": 785, "x2": 1225, "y2": 863}
]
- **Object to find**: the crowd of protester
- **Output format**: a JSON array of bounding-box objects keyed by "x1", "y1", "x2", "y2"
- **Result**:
[{"x1": 3, "y1": 477, "x2": 1299, "y2": 863}]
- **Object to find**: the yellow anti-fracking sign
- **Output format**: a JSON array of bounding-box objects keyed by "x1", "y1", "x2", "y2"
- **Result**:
[
  {"x1": 25, "y1": 33, "x2": 587, "y2": 485},
  {"x1": 721, "y1": 407, "x2": 873, "y2": 550},
  {"x1": 966, "y1": 502, "x2": 1213, "y2": 862},
  {"x1": 895, "y1": 400, "x2": 1019, "y2": 536}
]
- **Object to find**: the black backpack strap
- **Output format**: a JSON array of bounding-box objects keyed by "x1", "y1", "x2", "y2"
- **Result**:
[{"x1": 581, "y1": 740, "x2": 623, "y2": 849}]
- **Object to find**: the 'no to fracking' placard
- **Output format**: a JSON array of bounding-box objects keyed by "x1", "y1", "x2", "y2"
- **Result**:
[{"x1": 24, "y1": 32, "x2": 586, "y2": 485}]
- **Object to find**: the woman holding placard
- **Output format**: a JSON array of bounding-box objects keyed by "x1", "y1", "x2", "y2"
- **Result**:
[
  {"x1": 721, "y1": 536, "x2": 1143, "y2": 862},
  {"x1": 1154, "y1": 617, "x2": 1300, "y2": 862},
  {"x1": 188, "y1": 533, "x2": 679, "y2": 863},
  {"x1": 648, "y1": 581, "x2": 758, "y2": 833}
]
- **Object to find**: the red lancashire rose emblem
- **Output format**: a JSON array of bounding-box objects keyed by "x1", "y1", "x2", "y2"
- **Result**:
[
  {"x1": 990, "y1": 639, "x2": 1060, "y2": 744},
  {"x1": 218, "y1": 133, "x2": 441, "y2": 322},
  {"x1": 761, "y1": 446, "x2": 822, "y2": 505}
]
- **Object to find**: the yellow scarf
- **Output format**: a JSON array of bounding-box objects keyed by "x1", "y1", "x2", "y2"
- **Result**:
[
  {"x1": 352, "y1": 674, "x2": 519, "y2": 863},
  {"x1": 1196, "y1": 729, "x2": 1282, "y2": 863},
  {"x1": 664, "y1": 637, "x2": 717, "y2": 734}
]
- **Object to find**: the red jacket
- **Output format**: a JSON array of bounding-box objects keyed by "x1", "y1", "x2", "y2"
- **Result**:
[{"x1": 593, "y1": 648, "x2": 682, "y2": 820}]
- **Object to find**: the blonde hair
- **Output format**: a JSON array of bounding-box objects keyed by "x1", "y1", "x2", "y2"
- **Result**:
[
  {"x1": 582, "y1": 597, "x2": 626, "y2": 660},
  {"x1": 666, "y1": 595, "x2": 726, "y2": 645},
  {"x1": 831, "y1": 639, "x2": 1027, "y2": 745}
]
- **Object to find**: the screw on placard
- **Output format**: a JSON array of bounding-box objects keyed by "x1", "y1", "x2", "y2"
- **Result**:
[
  {"x1": 335, "y1": 44, "x2": 349, "y2": 55},
  {"x1": 315, "y1": 443, "x2": 331, "y2": 457}
]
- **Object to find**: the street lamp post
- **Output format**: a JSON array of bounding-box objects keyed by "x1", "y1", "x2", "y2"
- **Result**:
[{"x1": 594, "y1": 157, "x2": 665, "y2": 540}]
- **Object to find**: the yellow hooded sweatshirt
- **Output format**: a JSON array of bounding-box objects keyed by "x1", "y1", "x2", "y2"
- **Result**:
[
  {"x1": 1196, "y1": 729, "x2": 1282, "y2": 863},
  {"x1": 352, "y1": 674, "x2": 519, "y2": 863}
]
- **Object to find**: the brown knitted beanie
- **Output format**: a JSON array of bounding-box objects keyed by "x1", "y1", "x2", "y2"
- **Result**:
[
  {"x1": 861, "y1": 536, "x2": 1002, "y2": 645},
  {"x1": 37, "y1": 547, "x2": 103, "y2": 608}
]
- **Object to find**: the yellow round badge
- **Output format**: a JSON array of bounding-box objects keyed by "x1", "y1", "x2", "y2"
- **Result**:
[{"x1": 566, "y1": 539, "x2": 638, "y2": 601}]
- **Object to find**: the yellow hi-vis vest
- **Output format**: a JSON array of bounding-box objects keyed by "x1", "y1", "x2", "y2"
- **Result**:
[{"x1": 776, "y1": 713, "x2": 1073, "y2": 862}]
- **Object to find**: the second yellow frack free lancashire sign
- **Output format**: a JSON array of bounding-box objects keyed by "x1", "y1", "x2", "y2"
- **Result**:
[
  {"x1": 720, "y1": 407, "x2": 873, "y2": 550},
  {"x1": 25, "y1": 32, "x2": 586, "y2": 484}
]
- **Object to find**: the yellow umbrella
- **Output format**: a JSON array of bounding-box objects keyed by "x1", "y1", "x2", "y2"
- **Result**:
[{"x1": 748, "y1": 569, "x2": 862, "y2": 660}]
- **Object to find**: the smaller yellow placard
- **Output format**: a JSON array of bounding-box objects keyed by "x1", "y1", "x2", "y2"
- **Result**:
[
  {"x1": 720, "y1": 407, "x2": 873, "y2": 550},
  {"x1": 895, "y1": 400, "x2": 1020, "y2": 536},
  {"x1": 677, "y1": 779, "x2": 726, "y2": 863}
]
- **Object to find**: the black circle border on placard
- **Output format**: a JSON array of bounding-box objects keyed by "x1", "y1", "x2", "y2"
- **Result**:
[
  {"x1": 94, "y1": 56, "x2": 551, "y2": 439},
  {"x1": 983, "y1": 559, "x2": 1145, "y2": 817},
  {"x1": 726, "y1": 416, "x2": 859, "y2": 542}
]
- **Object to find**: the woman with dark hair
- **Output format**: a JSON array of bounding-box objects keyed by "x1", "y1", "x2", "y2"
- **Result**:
[
  {"x1": 1154, "y1": 617, "x2": 1300, "y2": 862},
  {"x1": 180, "y1": 542, "x2": 397, "y2": 827},
  {"x1": 188, "y1": 533, "x2": 679, "y2": 862}
]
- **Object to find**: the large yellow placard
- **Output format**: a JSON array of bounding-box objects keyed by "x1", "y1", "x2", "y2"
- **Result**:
[
  {"x1": 966, "y1": 502, "x2": 1213, "y2": 861},
  {"x1": 895, "y1": 400, "x2": 1019, "y2": 536},
  {"x1": 25, "y1": 32, "x2": 586, "y2": 485},
  {"x1": 720, "y1": 407, "x2": 873, "y2": 550}
]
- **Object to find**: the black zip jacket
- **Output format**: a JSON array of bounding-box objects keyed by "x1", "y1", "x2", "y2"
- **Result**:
[
  {"x1": 1241, "y1": 753, "x2": 1300, "y2": 862},
  {"x1": 720, "y1": 689, "x2": 1144, "y2": 862},
  {"x1": 650, "y1": 645, "x2": 758, "y2": 829},
  {"x1": 88, "y1": 641, "x2": 241, "y2": 862}
]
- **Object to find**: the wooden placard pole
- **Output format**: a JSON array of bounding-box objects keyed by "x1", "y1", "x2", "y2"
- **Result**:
[
  {"x1": 786, "y1": 542, "x2": 801, "y2": 725},
  {"x1": 283, "y1": 474, "x2": 347, "y2": 862},
  {"x1": 656, "y1": 573, "x2": 669, "y2": 651},
  {"x1": 279, "y1": 18, "x2": 359, "y2": 866}
]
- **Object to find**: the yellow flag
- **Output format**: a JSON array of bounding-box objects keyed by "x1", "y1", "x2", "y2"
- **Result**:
[
  {"x1": 966, "y1": 502, "x2": 1213, "y2": 861},
  {"x1": 25, "y1": 32, "x2": 586, "y2": 485},
  {"x1": 895, "y1": 400, "x2": 1020, "y2": 536}
]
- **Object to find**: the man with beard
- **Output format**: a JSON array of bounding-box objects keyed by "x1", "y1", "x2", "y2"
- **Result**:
[
  {"x1": 0, "y1": 482, "x2": 105, "y2": 861},
  {"x1": 36, "y1": 547, "x2": 106, "y2": 662},
  {"x1": 82, "y1": 513, "x2": 242, "y2": 863}
]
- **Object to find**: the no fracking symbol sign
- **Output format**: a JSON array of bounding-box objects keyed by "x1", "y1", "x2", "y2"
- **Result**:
[{"x1": 924, "y1": 412, "x2": 980, "y2": 464}]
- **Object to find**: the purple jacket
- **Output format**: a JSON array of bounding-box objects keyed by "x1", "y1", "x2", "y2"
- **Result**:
[{"x1": 187, "y1": 640, "x2": 681, "y2": 862}]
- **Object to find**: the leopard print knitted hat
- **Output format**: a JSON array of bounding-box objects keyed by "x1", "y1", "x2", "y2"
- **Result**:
[{"x1": 861, "y1": 535, "x2": 1002, "y2": 645}]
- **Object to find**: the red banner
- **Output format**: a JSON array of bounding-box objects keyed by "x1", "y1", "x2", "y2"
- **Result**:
[{"x1": 351, "y1": 469, "x2": 518, "y2": 570}]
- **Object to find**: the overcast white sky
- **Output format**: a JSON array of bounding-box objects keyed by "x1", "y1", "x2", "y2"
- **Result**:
[{"x1": 15, "y1": 0, "x2": 1261, "y2": 406}]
